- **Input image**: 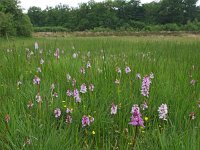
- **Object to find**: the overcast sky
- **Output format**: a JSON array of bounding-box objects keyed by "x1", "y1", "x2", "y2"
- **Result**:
[
  {"x1": 20, "y1": 0, "x2": 156, "y2": 11},
  {"x1": 20, "y1": 0, "x2": 200, "y2": 12}
]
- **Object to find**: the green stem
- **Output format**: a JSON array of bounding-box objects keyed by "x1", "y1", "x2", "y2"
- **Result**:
[{"x1": 132, "y1": 126, "x2": 138, "y2": 149}]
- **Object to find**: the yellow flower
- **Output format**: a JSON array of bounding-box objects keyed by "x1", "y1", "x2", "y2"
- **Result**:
[
  {"x1": 144, "y1": 117, "x2": 148, "y2": 121},
  {"x1": 142, "y1": 131, "x2": 145, "y2": 133},
  {"x1": 92, "y1": 131, "x2": 95, "y2": 135},
  {"x1": 128, "y1": 142, "x2": 132, "y2": 145}
]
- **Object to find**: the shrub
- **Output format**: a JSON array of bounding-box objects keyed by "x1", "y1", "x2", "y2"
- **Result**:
[
  {"x1": 183, "y1": 21, "x2": 200, "y2": 31},
  {"x1": 162, "y1": 23, "x2": 180, "y2": 31},
  {"x1": 16, "y1": 15, "x2": 33, "y2": 36},
  {"x1": 0, "y1": 12, "x2": 16, "y2": 37}
]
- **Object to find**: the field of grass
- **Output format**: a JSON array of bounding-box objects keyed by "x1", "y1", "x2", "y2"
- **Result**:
[{"x1": 0, "y1": 36, "x2": 200, "y2": 149}]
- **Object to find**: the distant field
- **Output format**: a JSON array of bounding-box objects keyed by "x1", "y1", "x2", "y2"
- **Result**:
[
  {"x1": 33, "y1": 31, "x2": 200, "y2": 37},
  {"x1": 0, "y1": 36, "x2": 200, "y2": 149}
]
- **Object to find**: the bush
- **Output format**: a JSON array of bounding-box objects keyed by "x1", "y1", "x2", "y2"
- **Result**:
[
  {"x1": 16, "y1": 15, "x2": 33, "y2": 36},
  {"x1": 0, "y1": 0, "x2": 33, "y2": 37},
  {"x1": 129, "y1": 21, "x2": 146, "y2": 31},
  {"x1": 183, "y1": 21, "x2": 200, "y2": 31},
  {"x1": 162, "y1": 23, "x2": 180, "y2": 31},
  {"x1": 0, "y1": 12, "x2": 16, "y2": 37}
]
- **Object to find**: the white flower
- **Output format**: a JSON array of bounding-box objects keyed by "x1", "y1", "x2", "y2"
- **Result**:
[
  {"x1": 66, "y1": 74, "x2": 71, "y2": 82},
  {"x1": 33, "y1": 76, "x2": 40, "y2": 85},
  {"x1": 150, "y1": 73, "x2": 154, "y2": 79},
  {"x1": 136, "y1": 73, "x2": 141, "y2": 80},
  {"x1": 51, "y1": 83, "x2": 55, "y2": 90},
  {"x1": 86, "y1": 61, "x2": 91, "y2": 68},
  {"x1": 66, "y1": 108, "x2": 73, "y2": 114},
  {"x1": 116, "y1": 67, "x2": 121, "y2": 74},
  {"x1": 40, "y1": 58, "x2": 44, "y2": 65},
  {"x1": 158, "y1": 104, "x2": 168, "y2": 121},
  {"x1": 17, "y1": 81, "x2": 22, "y2": 86},
  {"x1": 34, "y1": 42, "x2": 39, "y2": 50},
  {"x1": 35, "y1": 93, "x2": 42, "y2": 103},
  {"x1": 115, "y1": 79, "x2": 120, "y2": 84},
  {"x1": 125, "y1": 66, "x2": 131, "y2": 74},
  {"x1": 80, "y1": 67, "x2": 85, "y2": 74},
  {"x1": 89, "y1": 84, "x2": 94, "y2": 91},
  {"x1": 36, "y1": 67, "x2": 41, "y2": 73},
  {"x1": 72, "y1": 53, "x2": 78, "y2": 58}
]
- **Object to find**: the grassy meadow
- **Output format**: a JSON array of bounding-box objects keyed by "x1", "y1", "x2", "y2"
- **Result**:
[{"x1": 0, "y1": 36, "x2": 200, "y2": 149}]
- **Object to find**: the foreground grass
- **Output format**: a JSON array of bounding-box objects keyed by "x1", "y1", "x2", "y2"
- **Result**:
[{"x1": 0, "y1": 36, "x2": 200, "y2": 149}]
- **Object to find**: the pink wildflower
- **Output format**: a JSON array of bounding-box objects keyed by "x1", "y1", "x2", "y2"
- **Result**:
[
  {"x1": 66, "y1": 115, "x2": 72, "y2": 124},
  {"x1": 74, "y1": 89, "x2": 81, "y2": 103},
  {"x1": 190, "y1": 80, "x2": 196, "y2": 86},
  {"x1": 73, "y1": 89, "x2": 79, "y2": 98},
  {"x1": 54, "y1": 48, "x2": 60, "y2": 59},
  {"x1": 80, "y1": 83, "x2": 87, "y2": 93},
  {"x1": 33, "y1": 75, "x2": 40, "y2": 85},
  {"x1": 75, "y1": 96, "x2": 81, "y2": 103},
  {"x1": 53, "y1": 92, "x2": 58, "y2": 98},
  {"x1": 141, "y1": 76, "x2": 151, "y2": 97},
  {"x1": 111, "y1": 103, "x2": 118, "y2": 115},
  {"x1": 82, "y1": 115, "x2": 94, "y2": 127},
  {"x1": 141, "y1": 101, "x2": 148, "y2": 110},
  {"x1": 54, "y1": 108, "x2": 61, "y2": 118},
  {"x1": 5, "y1": 114, "x2": 10, "y2": 123},
  {"x1": 72, "y1": 79, "x2": 76, "y2": 86},
  {"x1": 129, "y1": 104, "x2": 144, "y2": 127},
  {"x1": 66, "y1": 90, "x2": 73, "y2": 97},
  {"x1": 66, "y1": 108, "x2": 73, "y2": 114}
]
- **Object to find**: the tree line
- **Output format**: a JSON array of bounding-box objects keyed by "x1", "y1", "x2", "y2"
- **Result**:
[
  {"x1": 28, "y1": 0, "x2": 200, "y2": 32},
  {"x1": 1, "y1": 0, "x2": 200, "y2": 37}
]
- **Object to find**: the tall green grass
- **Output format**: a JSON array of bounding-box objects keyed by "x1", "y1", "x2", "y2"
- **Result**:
[{"x1": 0, "y1": 36, "x2": 200, "y2": 149}]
